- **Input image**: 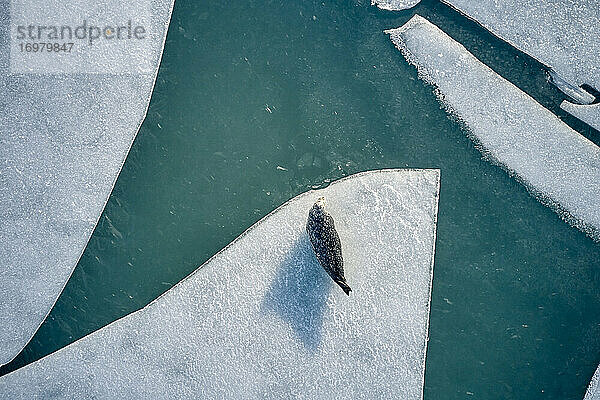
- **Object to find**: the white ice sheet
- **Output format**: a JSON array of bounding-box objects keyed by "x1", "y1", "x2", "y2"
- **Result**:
[
  {"x1": 0, "y1": 169, "x2": 440, "y2": 399},
  {"x1": 0, "y1": 0, "x2": 175, "y2": 365}
]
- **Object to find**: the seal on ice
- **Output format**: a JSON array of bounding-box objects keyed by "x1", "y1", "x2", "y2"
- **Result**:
[{"x1": 306, "y1": 197, "x2": 352, "y2": 295}]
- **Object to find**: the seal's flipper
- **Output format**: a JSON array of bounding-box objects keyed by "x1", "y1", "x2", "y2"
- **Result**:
[{"x1": 336, "y1": 280, "x2": 352, "y2": 296}]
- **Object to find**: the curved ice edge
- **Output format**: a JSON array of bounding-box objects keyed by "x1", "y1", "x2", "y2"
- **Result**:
[
  {"x1": 387, "y1": 15, "x2": 600, "y2": 242},
  {"x1": 371, "y1": 0, "x2": 421, "y2": 11},
  {"x1": 0, "y1": 1, "x2": 176, "y2": 367},
  {"x1": 0, "y1": 169, "x2": 441, "y2": 399}
]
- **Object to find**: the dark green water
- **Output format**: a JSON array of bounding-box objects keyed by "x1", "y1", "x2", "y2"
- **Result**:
[{"x1": 2, "y1": 1, "x2": 599, "y2": 398}]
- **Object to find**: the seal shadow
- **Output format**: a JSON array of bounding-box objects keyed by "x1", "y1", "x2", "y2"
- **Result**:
[{"x1": 261, "y1": 234, "x2": 333, "y2": 352}]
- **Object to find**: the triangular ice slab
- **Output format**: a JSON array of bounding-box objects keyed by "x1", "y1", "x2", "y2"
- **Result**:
[
  {"x1": 586, "y1": 364, "x2": 600, "y2": 400},
  {"x1": 387, "y1": 15, "x2": 600, "y2": 240},
  {"x1": 0, "y1": 169, "x2": 440, "y2": 399}
]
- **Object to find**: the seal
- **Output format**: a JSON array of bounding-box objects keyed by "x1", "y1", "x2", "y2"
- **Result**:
[{"x1": 306, "y1": 197, "x2": 352, "y2": 295}]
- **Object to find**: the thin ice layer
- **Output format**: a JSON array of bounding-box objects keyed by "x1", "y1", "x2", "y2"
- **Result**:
[
  {"x1": 387, "y1": 15, "x2": 600, "y2": 239},
  {"x1": 0, "y1": 0, "x2": 174, "y2": 365},
  {"x1": 586, "y1": 364, "x2": 600, "y2": 400},
  {"x1": 372, "y1": 0, "x2": 421, "y2": 11},
  {"x1": 0, "y1": 169, "x2": 440, "y2": 399},
  {"x1": 440, "y1": 0, "x2": 600, "y2": 130},
  {"x1": 561, "y1": 102, "x2": 600, "y2": 132}
]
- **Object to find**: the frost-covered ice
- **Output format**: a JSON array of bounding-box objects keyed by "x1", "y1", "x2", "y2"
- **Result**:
[
  {"x1": 438, "y1": 0, "x2": 600, "y2": 93},
  {"x1": 387, "y1": 15, "x2": 600, "y2": 239},
  {"x1": 372, "y1": 0, "x2": 421, "y2": 11},
  {"x1": 441, "y1": 0, "x2": 600, "y2": 130},
  {"x1": 0, "y1": 0, "x2": 174, "y2": 365},
  {"x1": 585, "y1": 364, "x2": 600, "y2": 400},
  {"x1": 561, "y1": 102, "x2": 600, "y2": 132},
  {"x1": 0, "y1": 169, "x2": 440, "y2": 399}
]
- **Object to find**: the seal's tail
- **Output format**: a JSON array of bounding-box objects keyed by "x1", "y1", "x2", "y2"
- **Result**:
[{"x1": 336, "y1": 280, "x2": 352, "y2": 296}]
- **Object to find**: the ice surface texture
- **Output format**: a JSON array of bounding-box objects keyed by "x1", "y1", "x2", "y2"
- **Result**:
[
  {"x1": 371, "y1": 0, "x2": 421, "y2": 11},
  {"x1": 0, "y1": 169, "x2": 440, "y2": 399},
  {"x1": 586, "y1": 364, "x2": 600, "y2": 400},
  {"x1": 441, "y1": 0, "x2": 600, "y2": 132},
  {"x1": 561, "y1": 102, "x2": 600, "y2": 132},
  {"x1": 0, "y1": 0, "x2": 174, "y2": 365},
  {"x1": 387, "y1": 15, "x2": 600, "y2": 240}
]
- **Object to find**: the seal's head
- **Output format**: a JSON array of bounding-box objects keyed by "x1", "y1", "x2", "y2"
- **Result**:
[
  {"x1": 309, "y1": 197, "x2": 327, "y2": 220},
  {"x1": 315, "y1": 197, "x2": 326, "y2": 209}
]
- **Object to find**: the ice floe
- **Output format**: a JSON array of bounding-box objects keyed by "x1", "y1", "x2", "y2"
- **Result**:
[
  {"x1": 372, "y1": 0, "x2": 421, "y2": 11},
  {"x1": 0, "y1": 0, "x2": 174, "y2": 365},
  {"x1": 0, "y1": 169, "x2": 440, "y2": 399},
  {"x1": 441, "y1": 0, "x2": 600, "y2": 131},
  {"x1": 549, "y1": 71, "x2": 595, "y2": 106},
  {"x1": 586, "y1": 364, "x2": 600, "y2": 400},
  {"x1": 387, "y1": 15, "x2": 600, "y2": 239}
]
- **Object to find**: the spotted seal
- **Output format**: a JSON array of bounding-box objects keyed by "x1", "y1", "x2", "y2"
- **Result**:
[{"x1": 306, "y1": 197, "x2": 352, "y2": 295}]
